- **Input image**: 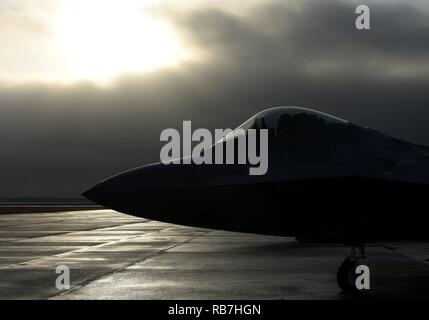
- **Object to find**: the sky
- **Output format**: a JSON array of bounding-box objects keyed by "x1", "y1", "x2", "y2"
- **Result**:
[{"x1": 1, "y1": 0, "x2": 429, "y2": 198}]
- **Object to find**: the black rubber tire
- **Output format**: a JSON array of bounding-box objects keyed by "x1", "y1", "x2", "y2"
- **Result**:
[{"x1": 337, "y1": 258, "x2": 359, "y2": 293}]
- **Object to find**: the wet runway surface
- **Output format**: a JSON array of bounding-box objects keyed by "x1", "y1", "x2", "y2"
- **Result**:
[{"x1": 0, "y1": 209, "x2": 429, "y2": 299}]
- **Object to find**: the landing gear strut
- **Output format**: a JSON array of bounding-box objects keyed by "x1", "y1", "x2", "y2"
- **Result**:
[{"x1": 337, "y1": 245, "x2": 366, "y2": 293}]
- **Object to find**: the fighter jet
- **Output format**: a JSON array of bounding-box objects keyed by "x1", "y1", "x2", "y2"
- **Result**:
[{"x1": 84, "y1": 106, "x2": 429, "y2": 292}]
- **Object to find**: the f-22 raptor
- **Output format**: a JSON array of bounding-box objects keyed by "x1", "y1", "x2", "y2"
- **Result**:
[{"x1": 84, "y1": 106, "x2": 429, "y2": 292}]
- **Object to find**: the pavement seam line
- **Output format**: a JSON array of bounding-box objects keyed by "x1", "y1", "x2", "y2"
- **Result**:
[{"x1": 49, "y1": 230, "x2": 212, "y2": 299}]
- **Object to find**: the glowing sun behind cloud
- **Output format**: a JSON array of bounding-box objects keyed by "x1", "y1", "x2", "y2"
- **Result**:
[
  {"x1": 0, "y1": 0, "x2": 203, "y2": 85},
  {"x1": 51, "y1": 0, "x2": 190, "y2": 83}
]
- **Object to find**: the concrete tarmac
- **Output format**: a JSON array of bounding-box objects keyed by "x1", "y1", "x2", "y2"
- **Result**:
[{"x1": 0, "y1": 209, "x2": 428, "y2": 299}]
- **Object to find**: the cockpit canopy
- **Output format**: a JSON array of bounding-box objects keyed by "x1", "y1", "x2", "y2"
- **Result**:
[
  {"x1": 224, "y1": 106, "x2": 350, "y2": 142},
  {"x1": 216, "y1": 106, "x2": 429, "y2": 165}
]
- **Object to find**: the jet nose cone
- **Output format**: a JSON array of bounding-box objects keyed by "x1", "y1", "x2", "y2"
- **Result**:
[
  {"x1": 82, "y1": 162, "x2": 168, "y2": 209},
  {"x1": 82, "y1": 162, "x2": 206, "y2": 217},
  {"x1": 82, "y1": 184, "x2": 103, "y2": 204},
  {"x1": 82, "y1": 180, "x2": 112, "y2": 207},
  {"x1": 83, "y1": 171, "x2": 135, "y2": 207}
]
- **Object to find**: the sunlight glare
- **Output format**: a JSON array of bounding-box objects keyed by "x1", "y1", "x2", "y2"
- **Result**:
[{"x1": 54, "y1": 0, "x2": 190, "y2": 83}]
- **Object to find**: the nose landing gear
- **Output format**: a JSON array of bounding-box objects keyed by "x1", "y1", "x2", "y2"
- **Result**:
[{"x1": 337, "y1": 245, "x2": 366, "y2": 293}]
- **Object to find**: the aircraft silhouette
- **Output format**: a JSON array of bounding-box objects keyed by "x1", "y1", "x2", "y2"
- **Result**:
[{"x1": 84, "y1": 106, "x2": 429, "y2": 292}]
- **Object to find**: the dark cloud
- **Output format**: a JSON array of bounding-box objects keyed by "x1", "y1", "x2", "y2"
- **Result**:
[{"x1": 1, "y1": 0, "x2": 429, "y2": 197}]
